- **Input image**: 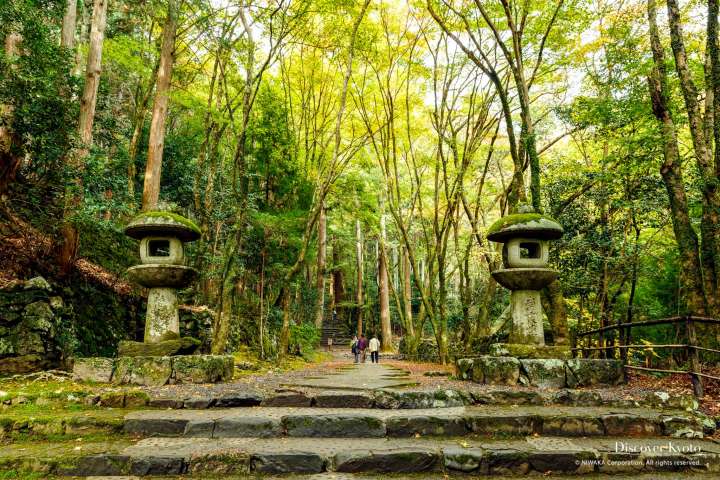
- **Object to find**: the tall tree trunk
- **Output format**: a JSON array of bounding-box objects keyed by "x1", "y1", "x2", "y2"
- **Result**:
[
  {"x1": 77, "y1": 0, "x2": 108, "y2": 147},
  {"x1": 647, "y1": 0, "x2": 707, "y2": 315},
  {"x1": 355, "y1": 218, "x2": 364, "y2": 336},
  {"x1": 60, "y1": 0, "x2": 107, "y2": 275},
  {"x1": 141, "y1": 0, "x2": 177, "y2": 211},
  {"x1": 0, "y1": 33, "x2": 22, "y2": 195},
  {"x1": 61, "y1": 0, "x2": 77, "y2": 48},
  {"x1": 666, "y1": 0, "x2": 720, "y2": 313},
  {"x1": 313, "y1": 204, "x2": 327, "y2": 329},
  {"x1": 378, "y1": 206, "x2": 392, "y2": 351},
  {"x1": 402, "y1": 247, "x2": 413, "y2": 339}
]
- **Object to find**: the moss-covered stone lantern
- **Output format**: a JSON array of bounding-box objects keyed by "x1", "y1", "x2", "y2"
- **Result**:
[
  {"x1": 125, "y1": 211, "x2": 201, "y2": 344},
  {"x1": 487, "y1": 206, "x2": 570, "y2": 359}
]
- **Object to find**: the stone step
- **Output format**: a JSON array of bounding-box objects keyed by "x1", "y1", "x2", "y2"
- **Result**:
[
  {"x1": 123, "y1": 406, "x2": 714, "y2": 439},
  {"x1": 142, "y1": 386, "x2": 702, "y2": 412},
  {"x1": 62, "y1": 436, "x2": 720, "y2": 476}
]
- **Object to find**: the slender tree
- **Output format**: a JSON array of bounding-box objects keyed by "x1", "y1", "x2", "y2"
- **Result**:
[{"x1": 141, "y1": 0, "x2": 177, "y2": 211}]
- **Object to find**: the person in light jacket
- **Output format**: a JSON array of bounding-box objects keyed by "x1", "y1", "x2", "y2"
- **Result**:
[{"x1": 368, "y1": 335, "x2": 380, "y2": 363}]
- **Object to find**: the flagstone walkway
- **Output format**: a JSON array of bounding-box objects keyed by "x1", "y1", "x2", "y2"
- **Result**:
[{"x1": 281, "y1": 362, "x2": 417, "y2": 390}]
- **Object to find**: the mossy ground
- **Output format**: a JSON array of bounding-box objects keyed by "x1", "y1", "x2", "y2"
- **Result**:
[{"x1": 233, "y1": 346, "x2": 332, "y2": 377}]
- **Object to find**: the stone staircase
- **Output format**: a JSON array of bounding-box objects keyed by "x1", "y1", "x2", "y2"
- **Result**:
[
  {"x1": 60, "y1": 384, "x2": 720, "y2": 476},
  {"x1": 321, "y1": 318, "x2": 353, "y2": 348}
]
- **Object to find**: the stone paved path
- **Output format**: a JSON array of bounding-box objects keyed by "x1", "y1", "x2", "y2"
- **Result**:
[{"x1": 281, "y1": 362, "x2": 417, "y2": 390}]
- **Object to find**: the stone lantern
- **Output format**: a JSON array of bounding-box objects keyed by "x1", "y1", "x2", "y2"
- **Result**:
[
  {"x1": 487, "y1": 206, "x2": 570, "y2": 359},
  {"x1": 124, "y1": 211, "x2": 200, "y2": 345}
]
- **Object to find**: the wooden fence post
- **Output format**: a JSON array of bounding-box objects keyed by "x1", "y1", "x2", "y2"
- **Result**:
[{"x1": 686, "y1": 316, "x2": 704, "y2": 398}]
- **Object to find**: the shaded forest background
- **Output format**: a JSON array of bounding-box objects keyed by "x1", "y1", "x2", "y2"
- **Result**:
[{"x1": 1, "y1": 0, "x2": 719, "y2": 366}]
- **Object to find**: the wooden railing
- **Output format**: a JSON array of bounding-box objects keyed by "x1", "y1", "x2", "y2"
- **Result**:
[{"x1": 574, "y1": 315, "x2": 720, "y2": 397}]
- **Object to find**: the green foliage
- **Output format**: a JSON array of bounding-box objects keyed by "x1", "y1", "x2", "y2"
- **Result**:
[{"x1": 289, "y1": 323, "x2": 321, "y2": 360}]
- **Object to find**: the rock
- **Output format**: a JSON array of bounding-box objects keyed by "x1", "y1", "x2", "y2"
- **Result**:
[
  {"x1": 172, "y1": 355, "x2": 234, "y2": 384},
  {"x1": 252, "y1": 452, "x2": 326, "y2": 474},
  {"x1": 529, "y1": 450, "x2": 597, "y2": 474},
  {"x1": 214, "y1": 393, "x2": 263, "y2": 407},
  {"x1": 261, "y1": 393, "x2": 312, "y2": 407},
  {"x1": 488, "y1": 343, "x2": 572, "y2": 359},
  {"x1": 188, "y1": 452, "x2": 250, "y2": 474},
  {"x1": 601, "y1": 414, "x2": 661, "y2": 436},
  {"x1": 84, "y1": 394, "x2": 100, "y2": 406},
  {"x1": 467, "y1": 414, "x2": 540, "y2": 436},
  {"x1": 660, "y1": 415, "x2": 704, "y2": 438},
  {"x1": 542, "y1": 416, "x2": 605, "y2": 436},
  {"x1": 455, "y1": 358, "x2": 474, "y2": 381},
  {"x1": 64, "y1": 455, "x2": 131, "y2": 476},
  {"x1": 124, "y1": 417, "x2": 189, "y2": 436},
  {"x1": 520, "y1": 359, "x2": 566, "y2": 388},
  {"x1": 99, "y1": 391, "x2": 125, "y2": 408},
  {"x1": 424, "y1": 370, "x2": 450, "y2": 377},
  {"x1": 114, "y1": 356, "x2": 172, "y2": 386},
  {"x1": 118, "y1": 337, "x2": 201, "y2": 357},
  {"x1": 213, "y1": 417, "x2": 282, "y2": 438},
  {"x1": 283, "y1": 415, "x2": 385, "y2": 437},
  {"x1": 565, "y1": 359, "x2": 623, "y2": 387},
  {"x1": 386, "y1": 415, "x2": 467, "y2": 436},
  {"x1": 149, "y1": 397, "x2": 184, "y2": 409},
  {"x1": 334, "y1": 448, "x2": 440, "y2": 473},
  {"x1": 552, "y1": 389, "x2": 603, "y2": 406},
  {"x1": 485, "y1": 448, "x2": 530, "y2": 475},
  {"x1": 314, "y1": 392, "x2": 373, "y2": 408},
  {"x1": 183, "y1": 419, "x2": 215, "y2": 437},
  {"x1": 476, "y1": 356, "x2": 520, "y2": 385},
  {"x1": 184, "y1": 397, "x2": 215, "y2": 409},
  {"x1": 73, "y1": 357, "x2": 115, "y2": 383},
  {"x1": 130, "y1": 456, "x2": 185, "y2": 475},
  {"x1": 124, "y1": 390, "x2": 150, "y2": 407},
  {"x1": 373, "y1": 390, "x2": 469, "y2": 409},
  {"x1": 443, "y1": 446, "x2": 484, "y2": 472},
  {"x1": 24, "y1": 276, "x2": 51, "y2": 291},
  {"x1": 473, "y1": 390, "x2": 547, "y2": 406}
]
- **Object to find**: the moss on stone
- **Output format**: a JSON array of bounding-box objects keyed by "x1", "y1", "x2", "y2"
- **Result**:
[
  {"x1": 132, "y1": 211, "x2": 201, "y2": 234},
  {"x1": 486, "y1": 212, "x2": 563, "y2": 242}
]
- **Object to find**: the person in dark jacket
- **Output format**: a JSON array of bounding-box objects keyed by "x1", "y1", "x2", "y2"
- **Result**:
[{"x1": 358, "y1": 334, "x2": 368, "y2": 363}]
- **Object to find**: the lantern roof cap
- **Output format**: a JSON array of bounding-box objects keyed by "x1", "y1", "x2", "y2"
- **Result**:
[
  {"x1": 487, "y1": 206, "x2": 563, "y2": 242},
  {"x1": 125, "y1": 211, "x2": 201, "y2": 241}
]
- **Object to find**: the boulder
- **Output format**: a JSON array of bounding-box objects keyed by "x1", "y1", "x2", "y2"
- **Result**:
[
  {"x1": 114, "y1": 356, "x2": 172, "y2": 386},
  {"x1": 565, "y1": 359, "x2": 623, "y2": 387},
  {"x1": 73, "y1": 357, "x2": 115, "y2": 383},
  {"x1": 172, "y1": 355, "x2": 234, "y2": 384},
  {"x1": 476, "y1": 356, "x2": 520, "y2": 385},
  {"x1": 118, "y1": 337, "x2": 201, "y2": 357},
  {"x1": 520, "y1": 359, "x2": 566, "y2": 388}
]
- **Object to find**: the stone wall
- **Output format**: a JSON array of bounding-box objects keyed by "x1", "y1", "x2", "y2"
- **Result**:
[
  {"x1": 0, "y1": 277, "x2": 69, "y2": 374},
  {"x1": 456, "y1": 356, "x2": 624, "y2": 388}
]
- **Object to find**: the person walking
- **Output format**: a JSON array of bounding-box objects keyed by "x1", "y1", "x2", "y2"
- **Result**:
[
  {"x1": 326, "y1": 336, "x2": 333, "y2": 352},
  {"x1": 350, "y1": 335, "x2": 359, "y2": 363},
  {"x1": 369, "y1": 334, "x2": 380, "y2": 363},
  {"x1": 358, "y1": 334, "x2": 368, "y2": 363}
]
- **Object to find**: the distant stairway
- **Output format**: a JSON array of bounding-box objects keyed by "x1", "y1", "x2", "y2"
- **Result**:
[{"x1": 321, "y1": 318, "x2": 353, "y2": 348}]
